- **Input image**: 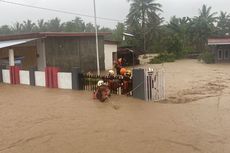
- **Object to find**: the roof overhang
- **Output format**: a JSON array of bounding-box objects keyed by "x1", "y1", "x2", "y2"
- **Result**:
[
  {"x1": 0, "y1": 32, "x2": 111, "y2": 41},
  {"x1": 0, "y1": 38, "x2": 38, "y2": 49},
  {"x1": 104, "y1": 40, "x2": 119, "y2": 45},
  {"x1": 208, "y1": 38, "x2": 230, "y2": 45}
]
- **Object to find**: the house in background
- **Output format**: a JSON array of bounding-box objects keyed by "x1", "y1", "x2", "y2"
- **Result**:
[
  {"x1": 208, "y1": 36, "x2": 230, "y2": 63},
  {"x1": 0, "y1": 32, "x2": 115, "y2": 72}
]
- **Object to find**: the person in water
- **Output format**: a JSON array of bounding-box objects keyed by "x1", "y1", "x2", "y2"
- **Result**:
[{"x1": 94, "y1": 80, "x2": 111, "y2": 102}]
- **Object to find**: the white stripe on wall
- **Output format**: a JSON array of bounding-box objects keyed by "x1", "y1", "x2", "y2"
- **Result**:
[
  {"x1": 19, "y1": 70, "x2": 30, "y2": 85},
  {"x1": 58, "y1": 72, "x2": 72, "y2": 89},
  {"x1": 2, "y1": 69, "x2": 10, "y2": 84},
  {"x1": 35, "y1": 71, "x2": 46, "y2": 87}
]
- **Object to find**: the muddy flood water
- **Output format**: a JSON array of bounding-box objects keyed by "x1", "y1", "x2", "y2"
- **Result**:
[{"x1": 1, "y1": 60, "x2": 230, "y2": 153}]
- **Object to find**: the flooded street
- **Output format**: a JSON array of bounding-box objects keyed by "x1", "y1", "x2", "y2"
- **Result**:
[{"x1": 1, "y1": 60, "x2": 230, "y2": 153}]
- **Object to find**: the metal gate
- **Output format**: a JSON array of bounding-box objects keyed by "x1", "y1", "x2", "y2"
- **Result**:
[{"x1": 145, "y1": 68, "x2": 165, "y2": 101}]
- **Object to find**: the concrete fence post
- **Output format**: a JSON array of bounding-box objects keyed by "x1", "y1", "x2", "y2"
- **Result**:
[
  {"x1": 45, "y1": 67, "x2": 59, "y2": 88},
  {"x1": 132, "y1": 69, "x2": 146, "y2": 101},
  {"x1": 0, "y1": 65, "x2": 6, "y2": 83},
  {"x1": 29, "y1": 67, "x2": 37, "y2": 86},
  {"x1": 72, "y1": 67, "x2": 82, "y2": 90},
  {"x1": 10, "y1": 66, "x2": 20, "y2": 84}
]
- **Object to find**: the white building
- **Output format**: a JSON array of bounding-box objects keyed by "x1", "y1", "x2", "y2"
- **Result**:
[{"x1": 104, "y1": 40, "x2": 118, "y2": 70}]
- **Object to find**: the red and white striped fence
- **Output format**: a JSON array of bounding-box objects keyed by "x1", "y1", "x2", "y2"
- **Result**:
[
  {"x1": 0, "y1": 66, "x2": 166, "y2": 102},
  {"x1": 0, "y1": 66, "x2": 72, "y2": 90}
]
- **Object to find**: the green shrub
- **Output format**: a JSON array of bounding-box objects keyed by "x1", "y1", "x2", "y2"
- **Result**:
[
  {"x1": 199, "y1": 51, "x2": 215, "y2": 64},
  {"x1": 149, "y1": 52, "x2": 176, "y2": 64}
]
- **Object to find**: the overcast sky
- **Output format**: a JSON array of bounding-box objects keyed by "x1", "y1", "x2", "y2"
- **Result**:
[{"x1": 0, "y1": 0, "x2": 230, "y2": 28}]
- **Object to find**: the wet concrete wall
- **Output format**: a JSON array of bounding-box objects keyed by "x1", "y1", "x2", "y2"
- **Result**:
[{"x1": 45, "y1": 36, "x2": 105, "y2": 72}]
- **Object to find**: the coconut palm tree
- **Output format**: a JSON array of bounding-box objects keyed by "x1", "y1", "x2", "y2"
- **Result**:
[
  {"x1": 167, "y1": 16, "x2": 191, "y2": 53},
  {"x1": 127, "y1": 0, "x2": 162, "y2": 27},
  {"x1": 11, "y1": 22, "x2": 23, "y2": 34},
  {"x1": 36, "y1": 19, "x2": 48, "y2": 32},
  {"x1": 0, "y1": 25, "x2": 12, "y2": 35},
  {"x1": 189, "y1": 5, "x2": 217, "y2": 51},
  {"x1": 64, "y1": 17, "x2": 86, "y2": 32},
  {"x1": 85, "y1": 23, "x2": 95, "y2": 32},
  {"x1": 46, "y1": 17, "x2": 64, "y2": 32},
  {"x1": 126, "y1": 0, "x2": 162, "y2": 52},
  {"x1": 21, "y1": 20, "x2": 36, "y2": 33},
  {"x1": 217, "y1": 11, "x2": 230, "y2": 35}
]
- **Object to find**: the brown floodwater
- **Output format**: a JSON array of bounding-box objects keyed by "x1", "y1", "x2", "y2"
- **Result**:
[
  {"x1": 0, "y1": 84, "x2": 230, "y2": 153},
  {"x1": 1, "y1": 60, "x2": 230, "y2": 153}
]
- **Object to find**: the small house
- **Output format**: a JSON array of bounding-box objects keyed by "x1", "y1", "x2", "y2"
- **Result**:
[
  {"x1": 0, "y1": 32, "x2": 114, "y2": 72},
  {"x1": 208, "y1": 36, "x2": 230, "y2": 63}
]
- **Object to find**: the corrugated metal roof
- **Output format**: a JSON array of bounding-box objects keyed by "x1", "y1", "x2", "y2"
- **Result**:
[{"x1": 0, "y1": 38, "x2": 37, "y2": 49}]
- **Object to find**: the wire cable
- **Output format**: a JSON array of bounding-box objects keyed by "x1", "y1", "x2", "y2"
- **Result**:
[{"x1": 0, "y1": 0, "x2": 124, "y2": 22}]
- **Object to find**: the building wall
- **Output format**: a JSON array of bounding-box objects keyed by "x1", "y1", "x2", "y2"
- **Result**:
[
  {"x1": 211, "y1": 45, "x2": 230, "y2": 63},
  {"x1": 45, "y1": 36, "x2": 105, "y2": 72},
  {"x1": 79, "y1": 36, "x2": 105, "y2": 73},
  {"x1": 36, "y1": 39, "x2": 46, "y2": 71},
  {"x1": 0, "y1": 46, "x2": 37, "y2": 69},
  {"x1": 104, "y1": 44, "x2": 117, "y2": 70}
]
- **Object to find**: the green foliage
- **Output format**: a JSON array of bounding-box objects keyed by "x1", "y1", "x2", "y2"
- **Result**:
[
  {"x1": 64, "y1": 17, "x2": 85, "y2": 32},
  {"x1": 126, "y1": 0, "x2": 163, "y2": 51},
  {"x1": 149, "y1": 52, "x2": 176, "y2": 64},
  {"x1": 0, "y1": 25, "x2": 12, "y2": 35},
  {"x1": 199, "y1": 51, "x2": 215, "y2": 64},
  {"x1": 0, "y1": 17, "x2": 112, "y2": 35},
  {"x1": 112, "y1": 22, "x2": 125, "y2": 45},
  {"x1": 188, "y1": 5, "x2": 217, "y2": 51},
  {"x1": 216, "y1": 11, "x2": 230, "y2": 36},
  {"x1": 0, "y1": 2, "x2": 230, "y2": 60},
  {"x1": 85, "y1": 23, "x2": 95, "y2": 32},
  {"x1": 21, "y1": 20, "x2": 36, "y2": 32}
]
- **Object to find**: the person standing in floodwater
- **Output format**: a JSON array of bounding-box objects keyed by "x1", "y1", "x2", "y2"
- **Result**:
[{"x1": 114, "y1": 58, "x2": 123, "y2": 75}]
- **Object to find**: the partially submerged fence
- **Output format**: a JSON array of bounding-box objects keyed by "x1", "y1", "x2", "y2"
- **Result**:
[
  {"x1": 0, "y1": 66, "x2": 165, "y2": 102},
  {"x1": 132, "y1": 68, "x2": 165, "y2": 101},
  {"x1": 79, "y1": 74, "x2": 132, "y2": 95}
]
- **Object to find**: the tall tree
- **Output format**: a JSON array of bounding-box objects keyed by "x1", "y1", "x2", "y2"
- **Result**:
[
  {"x1": 85, "y1": 23, "x2": 95, "y2": 32},
  {"x1": 21, "y1": 20, "x2": 36, "y2": 33},
  {"x1": 0, "y1": 25, "x2": 12, "y2": 35},
  {"x1": 167, "y1": 16, "x2": 191, "y2": 51},
  {"x1": 36, "y1": 19, "x2": 47, "y2": 32},
  {"x1": 11, "y1": 22, "x2": 23, "y2": 34},
  {"x1": 126, "y1": 0, "x2": 162, "y2": 52},
  {"x1": 99, "y1": 27, "x2": 112, "y2": 33},
  {"x1": 112, "y1": 22, "x2": 125, "y2": 43},
  {"x1": 216, "y1": 11, "x2": 230, "y2": 35},
  {"x1": 189, "y1": 4, "x2": 217, "y2": 51},
  {"x1": 157, "y1": 17, "x2": 186, "y2": 58},
  {"x1": 46, "y1": 17, "x2": 64, "y2": 32},
  {"x1": 64, "y1": 17, "x2": 85, "y2": 32}
]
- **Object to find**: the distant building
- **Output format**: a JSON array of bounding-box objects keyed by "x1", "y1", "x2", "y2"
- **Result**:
[
  {"x1": 0, "y1": 32, "x2": 114, "y2": 72},
  {"x1": 208, "y1": 36, "x2": 230, "y2": 63}
]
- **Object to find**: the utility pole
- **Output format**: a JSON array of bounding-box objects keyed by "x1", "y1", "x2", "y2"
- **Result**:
[{"x1": 93, "y1": 0, "x2": 100, "y2": 75}]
